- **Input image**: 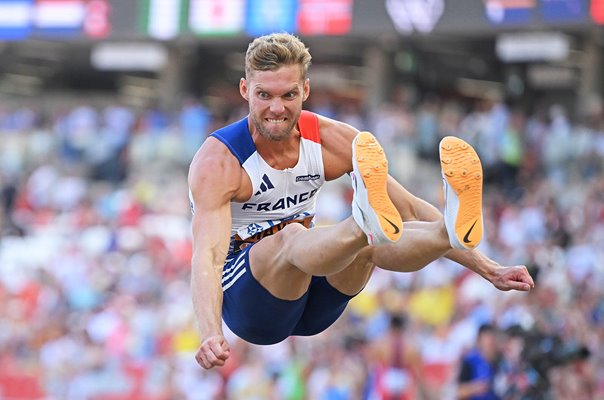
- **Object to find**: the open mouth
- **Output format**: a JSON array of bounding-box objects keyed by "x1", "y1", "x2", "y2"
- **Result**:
[{"x1": 266, "y1": 118, "x2": 286, "y2": 124}]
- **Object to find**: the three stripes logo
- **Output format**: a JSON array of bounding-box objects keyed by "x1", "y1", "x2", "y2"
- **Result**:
[{"x1": 255, "y1": 174, "x2": 275, "y2": 196}]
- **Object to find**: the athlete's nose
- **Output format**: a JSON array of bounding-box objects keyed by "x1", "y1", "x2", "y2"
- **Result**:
[{"x1": 269, "y1": 98, "x2": 285, "y2": 114}]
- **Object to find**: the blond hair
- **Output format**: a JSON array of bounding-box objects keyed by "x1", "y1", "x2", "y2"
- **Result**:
[{"x1": 245, "y1": 33, "x2": 312, "y2": 78}]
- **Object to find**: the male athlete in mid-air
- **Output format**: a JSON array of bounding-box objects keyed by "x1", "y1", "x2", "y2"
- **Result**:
[{"x1": 188, "y1": 33, "x2": 534, "y2": 369}]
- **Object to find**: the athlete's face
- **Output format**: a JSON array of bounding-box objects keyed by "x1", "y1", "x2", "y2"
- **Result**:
[{"x1": 240, "y1": 64, "x2": 309, "y2": 141}]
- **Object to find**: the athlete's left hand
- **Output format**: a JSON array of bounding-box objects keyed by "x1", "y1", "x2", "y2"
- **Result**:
[
  {"x1": 195, "y1": 334, "x2": 230, "y2": 369},
  {"x1": 489, "y1": 265, "x2": 535, "y2": 291}
]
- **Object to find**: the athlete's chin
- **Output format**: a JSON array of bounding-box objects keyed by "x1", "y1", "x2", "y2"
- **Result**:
[
  {"x1": 262, "y1": 130, "x2": 291, "y2": 141},
  {"x1": 260, "y1": 125, "x2": 294, "y2": 141}
]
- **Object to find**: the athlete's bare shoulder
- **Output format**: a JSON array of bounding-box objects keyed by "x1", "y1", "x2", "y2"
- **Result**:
[
  {"x1": 317, "y1": 114, "x2": 359, "y2": 181},
  {"x1": 188, "y1": 137, "x2": 251, "y2": 205}
]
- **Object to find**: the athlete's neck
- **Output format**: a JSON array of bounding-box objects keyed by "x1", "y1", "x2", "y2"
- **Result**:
[{"x1": 252, "y1": 130, "x2": 300, "y2": 170}]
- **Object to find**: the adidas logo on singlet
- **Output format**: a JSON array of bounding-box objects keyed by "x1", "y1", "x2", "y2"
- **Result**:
[{"x1": 254, "y1": 174, "x2": 275, "y2": 196}]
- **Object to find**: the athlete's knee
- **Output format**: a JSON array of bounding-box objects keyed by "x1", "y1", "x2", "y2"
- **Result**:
[
  {"x1": 251, "y1": 223, "x2": 307, "y2": 266},
  {"x1": 356, "y1": 246, "x2": 375, "y2": 264},
  {"x1": 276, "y1": 222, "x2": 307, "y2": 244},
  {"x1": 271, "y1": 223, "x2": 308, "y2": 263}
]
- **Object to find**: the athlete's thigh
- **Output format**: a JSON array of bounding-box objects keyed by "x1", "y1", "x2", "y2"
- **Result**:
[
  {"x1": 248, "y1": 223, "x2": 312, "y2": 300},
  {"x1": 292, "y1": 250, "x2": 375, "y2": 337},
  {"x1": 292, "y1": 276, "x2": 356, "y2": 337},
  {"x1": 325, "y1": 246, "x2": 375, "y2": 296}
]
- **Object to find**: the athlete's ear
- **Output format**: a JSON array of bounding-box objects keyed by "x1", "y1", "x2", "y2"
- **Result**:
[
  {"x1": 239, "y1": 78, "x2": 249, "y2": 101},
  {"x1": 303, "y1": 78, "x2": 310, "y2": 101}
]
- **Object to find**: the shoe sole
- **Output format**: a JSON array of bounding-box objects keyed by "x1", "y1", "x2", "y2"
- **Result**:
[
  {"x1": 439, "y1": 136, "x2": 483, "y2": 249},
  {"x1": 353, "y1": 132, "x2": 402, "y2": 243}
]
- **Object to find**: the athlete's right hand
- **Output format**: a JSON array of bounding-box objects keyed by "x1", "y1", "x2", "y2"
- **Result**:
[{"x1": 195, "y1": 334, "x2": 230, "y2": 369}]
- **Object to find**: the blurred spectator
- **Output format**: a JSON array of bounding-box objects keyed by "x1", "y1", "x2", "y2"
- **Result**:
[
  {"x1": 88, "y1": 103, "x2": 135, "y2": 182},
  {"x1": 456, "y1": 324, "x2": 500, "y2": 400},
  {"x1": 59, "y1": 104, "x2": 99, "y2": 163},
  {"x1": 493, "y1": 325, "x2": 532, "y2": 399},
  {"x1": 139, "y1": 101, "x2": 171, "y2": 135},
  {"x1": 415, "y1": 95, "x2": 440, "y2": 160},
  {"x1": 367, "y1": 313, "x2": 424, "y2": 400},
  {"x1": 179, "y1": 97, "x2": 212, "y2": 161}
]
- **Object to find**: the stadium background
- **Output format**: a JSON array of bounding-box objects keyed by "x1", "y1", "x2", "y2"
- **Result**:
[{"x1": 1, "y1": 0, "x2": 604, "y2": 399}]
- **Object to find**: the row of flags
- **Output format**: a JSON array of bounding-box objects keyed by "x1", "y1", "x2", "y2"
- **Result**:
[
  {"x1": 0, "y1": 0, "x2": 110, "y2": 40},
  {"x1": 0, "y1": 0, "x2": 603, "y2": 41},
  {"x1": 484, "y1": 0, "x2": 603, "y2": 25},
  {"x1": 143, "y1": 0, "x2": 604, "y2": 40},
  {"x1": 142, "y1": 0, "x2": 353, "y2": 40}
]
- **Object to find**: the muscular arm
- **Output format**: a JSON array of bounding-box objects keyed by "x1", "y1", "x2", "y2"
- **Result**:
[
  {"x1": 189, "y1": 138, "x2": 243, "y2": 368},
  {"x1": 446, "y1": 248, "x2": 534, "y2": 291},
  {"x1": 190, "y1": 194, "x2": 230, "y2": 339}
]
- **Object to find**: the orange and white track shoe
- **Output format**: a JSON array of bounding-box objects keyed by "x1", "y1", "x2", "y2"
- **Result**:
[
  {"x1": 350, "y1": 132, "x2": 402, "y2": 245},
  {"x1": 439, "y1": 136, "x2": 484, "y2": 249}
]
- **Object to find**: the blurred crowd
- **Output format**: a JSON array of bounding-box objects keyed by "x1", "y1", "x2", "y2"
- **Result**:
[{"x1": 1, "y1": 88, "x2": 604, "y2": 400}]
